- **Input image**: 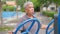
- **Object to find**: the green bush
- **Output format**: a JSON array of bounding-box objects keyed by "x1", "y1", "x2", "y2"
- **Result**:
[
  {"x1": 2, "y1": 5, "x2": 7, "y2": 11},
  {"x1": 2, "y1": 5, "x2": 24, "y2": 12},
  {"x1": 2, "y1": 5, "x2": 15, "y2": 11},
  {"x1": 7, "y1": 6, "x2": 14, "y2": 11},
  {"x1": 21, "y1": 7, "x2": 24, "y2": 12},
  {"x1": 42, "y1": 11, "x2": 58, "y2": 18}
]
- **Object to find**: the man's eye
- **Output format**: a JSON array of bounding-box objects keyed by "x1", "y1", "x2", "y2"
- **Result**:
[
  {"x1": 29, "y1": 7, "x2": 34, "y2": 8},
  {"x1": 29, "y1": 7, "x2": 31, "y2": 8}
]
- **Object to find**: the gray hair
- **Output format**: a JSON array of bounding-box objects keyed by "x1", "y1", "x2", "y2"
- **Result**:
[{"x1": 23, "y1": 1, "x2": 33, "y2": 9}]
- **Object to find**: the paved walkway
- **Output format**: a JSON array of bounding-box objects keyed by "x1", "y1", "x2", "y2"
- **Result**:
[
  {"x1": 35, "y1": 12, "x2": 52, "y2": 25},
  {"x1": 35, "y1": 12, "x2": 54, "y2": 34}
]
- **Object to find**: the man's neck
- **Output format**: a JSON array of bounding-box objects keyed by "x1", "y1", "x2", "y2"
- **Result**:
[{"x1": 27, "y1": 14, "x2": 34, "y2": 18}]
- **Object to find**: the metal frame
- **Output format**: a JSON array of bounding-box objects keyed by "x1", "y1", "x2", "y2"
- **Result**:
[
  {"x1": 46, "y1": 19, "x2": 54, "y2": 34},
  {"x1": 14, "y1": 18, "x2": 41, "y2": 34}
]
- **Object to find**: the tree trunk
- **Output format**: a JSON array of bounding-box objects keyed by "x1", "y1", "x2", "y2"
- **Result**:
[
  {"x1": 40, "y1": 4, "x2": 45, "y2": 14},
  {"x1": 0, "y1": 0, "x2": 3, "y2": 27},
  {"x1": 56, "y1": 2, "x2": 58, "y2": 12},
  {"x1": 16, "y1": 0, "x2": 18, "y2": 19}
]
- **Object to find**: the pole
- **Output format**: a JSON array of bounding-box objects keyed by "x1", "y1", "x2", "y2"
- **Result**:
[
  {"x1": 0, "y1": 0, "x2": 3, "y2": 27},
  {"x1": 15, "y1": 0, "x2": 18, "y2": 19},
  {"x1": 58, "y1": 7, "x2": 60, "y2": 34}
]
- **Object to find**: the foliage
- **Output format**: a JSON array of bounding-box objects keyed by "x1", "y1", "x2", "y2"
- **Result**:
[
  {"x1": 16, "y1": 0, "x2": 26, "y2": 6},
  {"x1": 2, "y1": 0, "x2": 60, "y2": 11},
  {"x1": 2, "y1": 5, "x2": 15, "y2": 11},
  {"x1": 54, "y1": 0, "x2": 60, "y2": 6},
  {"x1": 30, "y1": 0, "x2": 40, "y2": 11},
  {"x1": 42, "y1": 11, "x2": 58, "y2": 18}
]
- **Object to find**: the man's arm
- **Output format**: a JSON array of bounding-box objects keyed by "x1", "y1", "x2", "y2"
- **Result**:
[
  {"x1": 8, "y1": 29, "x2": 21, "y2": 34},
  {"x1": 41, "y1": 24, "x2": 53, "y2": 29},
  {"x1": 8, "y1": 29, "x2": 15, "y2": 34},
  {"x1": 8, "y1": 20, "x2": 23, "y2": 34}
]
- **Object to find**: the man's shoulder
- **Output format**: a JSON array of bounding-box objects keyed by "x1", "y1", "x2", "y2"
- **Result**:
[{"x1": 19, "y1": 15, "x2": 28, "y2": 20}]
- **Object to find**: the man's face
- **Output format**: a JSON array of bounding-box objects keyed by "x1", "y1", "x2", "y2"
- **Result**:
[{"x1": 25, "y1": 4, "x2": 34, "y2": 15}]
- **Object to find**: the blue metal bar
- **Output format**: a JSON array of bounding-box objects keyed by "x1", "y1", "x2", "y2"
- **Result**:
[
  {"x1": 48, "y1": 28, "x2": 54, "y2": 34},
  {"x1": 35, "y1": 19, "x2": 40, "y2": 34},
  {"x1": 27, "y1": 20, "x2": 35, "y2": 31},
  {"x1": 14, "y1": 18, "x2": 34, "y2": 34},
  {"x1": 22, "y1": 19, "x2": 40, "y2": 34},
  {"x1": 46, "y1": 19, "x2": 54, "y2": 34},
  {"x1": 22, "y1": 20, "x2": 36, "y2": 34},
  {"x1": 58, "y1": 7, "x2": 60, "y2": 34},
  {"x1": 14, "y1": 18, "x2": 41, "y2": 34},
  {"x1": 23, "y1": 19, "x2": 41, "y2": 34}
]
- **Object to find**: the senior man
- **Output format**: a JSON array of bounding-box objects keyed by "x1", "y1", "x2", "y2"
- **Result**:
[{"x1": 9, "y1": 1, "x2": 53, "y2": 34}]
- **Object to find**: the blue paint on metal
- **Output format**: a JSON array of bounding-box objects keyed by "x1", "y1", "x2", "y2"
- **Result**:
[
  {"x1": 14, "y1": 18, "x2": 41, "y2": 34},
  {"x1": 48, "y1": 28, "x2": 54, "y2": 34},
  {"x1": 46, "y1": 19, "x2": 54, "y2": 34},
  {"x1": 58, "y1": 7, "x2": 60, "y2": 34}
]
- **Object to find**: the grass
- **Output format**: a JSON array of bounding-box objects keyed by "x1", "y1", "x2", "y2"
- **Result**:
[{"x1": 0, "y1": 26, "x2": 13, "y2": 31}]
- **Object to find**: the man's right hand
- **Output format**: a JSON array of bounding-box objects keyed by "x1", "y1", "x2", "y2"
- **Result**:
[
  {"x1": 8, "y1": 29, "x2": 16, "y2": 34},
  {"x1": 8, "y1": 31, "x2": 13, "y2": 34}
]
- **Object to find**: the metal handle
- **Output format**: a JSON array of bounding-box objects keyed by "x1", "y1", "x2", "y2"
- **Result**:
[
  {"x1": 46, "y1": 19, "x2": 54, "y2": 34},
  {"x1": 14, "y1": 18, "x2": 41, "y2": 34}
]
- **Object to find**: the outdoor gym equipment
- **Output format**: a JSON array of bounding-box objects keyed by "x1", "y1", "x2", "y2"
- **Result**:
[
  {"x1": 13, "y1": 14, "x2": 54, "y2": 34},
  {"x1": 46, "y1": 19, "x2": 54, "y2": 34},
  {"x1": 14, "y1": 18, "x2": 41, "y2": 34},
  {"x1": 54, "y1": 7, "x2": 60, "y2": 34},
  {"x1": 46, "y1": 7, "x2": 60, "y2": 34},
  {"x1": 14, "y1": 18, "x2": 54, "y2": 34},
  {"x1": 14, "y1": 7, "x2": 60, "y2": 34},
  {"x1": 58, "y1": 7, "x2": 60, "y2": 34}
]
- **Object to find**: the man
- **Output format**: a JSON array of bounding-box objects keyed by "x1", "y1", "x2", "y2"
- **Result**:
[{"x1": 9, "y1": 1, "x2": 53, "y2": 34}]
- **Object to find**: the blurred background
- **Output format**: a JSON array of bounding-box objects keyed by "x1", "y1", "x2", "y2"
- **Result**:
[{"x1": 0, "y1": 0, "x2": 60, "y2": 34}]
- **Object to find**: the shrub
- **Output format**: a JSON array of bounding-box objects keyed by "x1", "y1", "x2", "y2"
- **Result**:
[
  {"x1": 2, "y1": 5, "x2": 15, "y2": 11},
  {"x1": 2, "y1": 5, "x2": 7, "y2": 11},
  {"x1": 7, "y1": 6, "x2": 14, "y2": 11},
  {"x1": 42, "y1": 11, "x2": 58, "y2": 18}
]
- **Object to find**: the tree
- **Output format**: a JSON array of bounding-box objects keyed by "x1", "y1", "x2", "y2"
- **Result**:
[
  {"x1": 54, "y1": 0, "x2": 60, "y2": 11},
  {"x1": 30, "y1": 0, "x2": 41, "y2": 11},
  {"x1": 0, "y1": 0, "x2": 3, "y2": 27},
  {"x1": 15, "y1": 0, "x2": 26, "y2": 18},
  {"x1": 30, "y1": 0, "x2": 48, "y2": 12}
]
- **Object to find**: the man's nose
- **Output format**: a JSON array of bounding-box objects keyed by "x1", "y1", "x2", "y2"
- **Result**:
[{"x1": 31, "y1": 8, "x2": 34, "y2": 10}]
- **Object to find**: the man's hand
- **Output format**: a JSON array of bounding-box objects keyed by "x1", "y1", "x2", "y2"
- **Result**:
[
  {"x1": 8, "y1": 30, "x2": 22, "y2": 34},
  {"x1": 8, "y1": 29, "x2": 16, "y2": 34},
  {"x1": 8, "y1": 31, "x2": 13, "y2": 34},
  {"x1": 41, "y1": 24, "x2": 53, "y2": 29}
]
